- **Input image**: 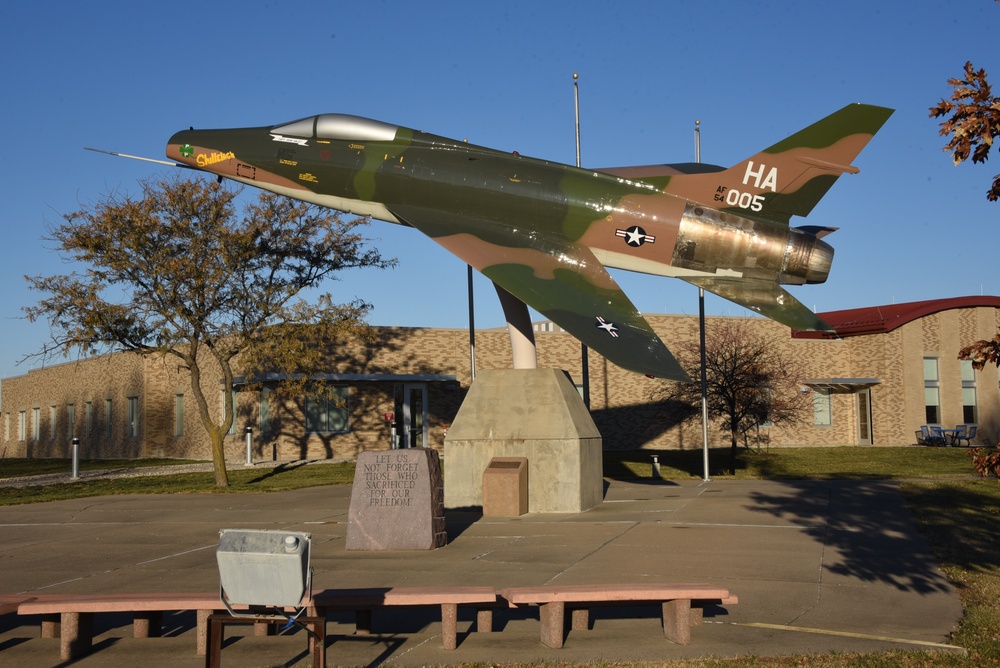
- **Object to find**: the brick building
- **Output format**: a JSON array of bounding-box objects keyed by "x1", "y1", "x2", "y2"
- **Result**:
[{"x1": 3, "y1": 296, "x2": 999, "y2": 461}]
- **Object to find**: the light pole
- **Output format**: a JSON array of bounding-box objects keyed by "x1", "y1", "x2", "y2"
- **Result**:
[
  {"x1": 574, "y1": 73, "x2": 590, "y2": 408},
  {"x1": 695, "y1": 120, "x2": 710, "y2": 482}
]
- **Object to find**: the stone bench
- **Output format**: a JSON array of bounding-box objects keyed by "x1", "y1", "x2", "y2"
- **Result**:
[
  {"x1": 499, "y1": 583, "x2": 736, "y2": 648},
  {"x1": 14, "y1": 586, "x2": 501, "y2": 658},
  {"x1": 311, "y1": 586, "x2": 500, "y2": 650},
  {"x1": 0, "y1": 594, "x2": 38, "y2": 615},
  {"x1": 17, "y1": 591, "x2": 223, "y2": 660}
]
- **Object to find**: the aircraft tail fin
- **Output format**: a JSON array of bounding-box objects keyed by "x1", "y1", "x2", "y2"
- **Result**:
[{"x1": 660, "y1": 104, "x2": 894, "y2": 224}]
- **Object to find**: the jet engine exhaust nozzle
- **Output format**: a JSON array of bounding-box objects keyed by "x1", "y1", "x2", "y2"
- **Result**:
[{"x1": 781, "y1": 230, "x2": 834, "y2": 286}]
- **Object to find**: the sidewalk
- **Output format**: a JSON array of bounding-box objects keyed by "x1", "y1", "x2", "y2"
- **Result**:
[{"x1": 0, "y1": 472, "x2": 965, "y2": 666}]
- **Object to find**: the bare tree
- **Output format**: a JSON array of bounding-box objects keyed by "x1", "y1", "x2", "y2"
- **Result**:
[
  {"x1": 24, "y1": 175, "x2": 393, "y2": 486},
  {"x1": 656, "y1": 319, "x2": 811, "y2": 475}
]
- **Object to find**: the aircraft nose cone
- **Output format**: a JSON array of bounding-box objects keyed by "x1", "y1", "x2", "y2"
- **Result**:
[{"x1": 166, "y1": 130, "x2": 198, "y2": 165}]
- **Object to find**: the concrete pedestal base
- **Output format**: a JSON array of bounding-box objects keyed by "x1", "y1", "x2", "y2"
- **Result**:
[{"x1": 444, "y1": 369, "x2": 603, "y2": 513}]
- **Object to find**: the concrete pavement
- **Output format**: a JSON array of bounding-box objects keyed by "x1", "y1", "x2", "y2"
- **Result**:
[{"x1": 0, "y1": 471, "x2": 965, "y2": 666}]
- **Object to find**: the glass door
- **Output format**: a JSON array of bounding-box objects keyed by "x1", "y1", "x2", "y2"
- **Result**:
[
  {"x1": 857, "y1": 389, "x2": 873, "y2": 445},
  {"x1": 393, "y1": 383, "x2": 428, "y2": 448}
]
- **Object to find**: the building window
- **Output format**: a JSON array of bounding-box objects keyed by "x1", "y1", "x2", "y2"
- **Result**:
[
  {"x1": 757, "y1": 387, "x2": 774, "y2": 427},
  {"x1": 259, "y1": 388, "x2": 271, "y2": 434},
  {"x1": 126, "y1": 397, "x2": 139, "y2": 438},
  {"x1": 4, "y1": 413, "x2": 9, "y2": 442},
  {"x1": 961, "y1": 360, "x2": 978, "y2": 424},
  {"x1": 174, "y1": 395, "x2": 185, "y2": 437},
  {"x1": 85, "y1": 402, "x2": 93, "y2": 438},
  {"x1": 32, "y1": 408, "x2": 40, "y2": 441},
  {"x1": 813, "y1": 388, "x2": 832, "y2": 426},
  {"x1": 105, "y1": 399, "x2": 113, "y2": 439},
  {"x1": 67, "y1": 404, "x2": 75, "y2": 439},
  {"x1": 924, "y1": 357, "x2": 941, "y2": 424},
  {"x1": 221, "y1": 390, "x2": 238, "y2": 435},
  {"x1": 305, "y1": 386, "x2": 349, "y2": 434},
  {"x1": 49, "y1": 405, "x2": 57, "y2": 440},
  {"x1": 18, "y1": 411, "x2": 26, "y2": 441}
]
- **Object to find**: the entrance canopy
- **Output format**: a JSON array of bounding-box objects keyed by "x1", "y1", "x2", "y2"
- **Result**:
[
  {"x1": 234, "y1": 373, "x2": 458, "y2": 386},
  {"x1": 803, "y1": 378, "x2": 881, "y2": 393}
]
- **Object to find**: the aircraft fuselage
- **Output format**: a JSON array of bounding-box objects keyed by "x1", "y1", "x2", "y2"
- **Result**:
[
  {"x1": 167, "y1": 117, "x2": 830, "y2": 290},
  {"x1": 162, "y1": 105, "x2": 891, "y2": 378}
]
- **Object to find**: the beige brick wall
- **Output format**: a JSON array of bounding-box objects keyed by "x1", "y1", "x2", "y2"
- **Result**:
[
  {"x1": 1, "y1": 355, "x2": 144, "y2": 458},
  {"x1": 4, "y1": 305, "x2": 999, "y2": 460}
]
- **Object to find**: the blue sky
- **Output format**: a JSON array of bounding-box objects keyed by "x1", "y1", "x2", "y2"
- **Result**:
[{"x1": 2, "y1": 0, "x2": 998, "y2": 385}]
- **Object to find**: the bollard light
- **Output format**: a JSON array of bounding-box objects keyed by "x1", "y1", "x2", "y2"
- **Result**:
[
  {"x1": 244, "y1": 426, "x2": 253, "y2": 466},
  {"x1": 651, "y1": 454, "x2": 661, "y2": 479},
  {"x1": 71, "y1": 437, "x2": 80, "y2": 479}
]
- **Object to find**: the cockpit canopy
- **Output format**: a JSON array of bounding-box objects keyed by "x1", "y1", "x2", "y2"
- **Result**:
[{"x1": 270, "y1": 114, "x2": 399, "y2": 142}]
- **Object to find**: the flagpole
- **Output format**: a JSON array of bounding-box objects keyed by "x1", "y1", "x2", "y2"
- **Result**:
[
  {"x1": 574, "y1": 73, "x2": 590, "y2": 408},
  {"x1": 696, "y1": 119, "x2": 710, "y2": 482}
]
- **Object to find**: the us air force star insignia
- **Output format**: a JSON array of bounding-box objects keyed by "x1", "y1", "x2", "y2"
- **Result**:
[
  {"x1": 615, "y1": 225, "x2": 655, "y2": 247},
  {"x1": 596, "y1": 316, "x2": 619, "y2": 338}
]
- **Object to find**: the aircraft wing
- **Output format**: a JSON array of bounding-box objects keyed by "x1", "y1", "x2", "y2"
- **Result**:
[
  {"x1": 388, "y1": 205, "x2": 690, "y2": 381},
  {"x1": 680, "y1": 276, "x2": 833, "y2": 332}
]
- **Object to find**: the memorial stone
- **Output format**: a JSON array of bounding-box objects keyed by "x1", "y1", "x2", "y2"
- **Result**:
[{"x1": 346, "y1": 448, "x2": 446, "y2": 550}]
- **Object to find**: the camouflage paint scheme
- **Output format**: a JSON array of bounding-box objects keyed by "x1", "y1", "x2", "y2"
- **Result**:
[{"x1": 166, "y1": 104, "x2": 892, "y2": 381}]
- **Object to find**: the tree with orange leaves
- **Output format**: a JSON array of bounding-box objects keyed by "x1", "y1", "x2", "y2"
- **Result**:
[{"x1": 930, "y1": 60, "x2": 1000, "y2": 202}]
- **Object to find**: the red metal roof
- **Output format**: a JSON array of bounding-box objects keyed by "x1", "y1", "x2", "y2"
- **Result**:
[{"x1": 792, "y1": 296, "x2": 1000, "y2": 339}]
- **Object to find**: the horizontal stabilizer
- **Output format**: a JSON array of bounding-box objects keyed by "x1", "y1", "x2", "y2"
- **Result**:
[
  {"x1": 795, "y1": 225, "x2": 839, "y2": 239},
  {"x1": 681, "y1": 276, "x2": 833, "y2": 332}
]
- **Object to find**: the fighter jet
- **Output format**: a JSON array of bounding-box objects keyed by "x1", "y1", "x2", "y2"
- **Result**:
[{"x1": 163, "y1": 104, "x2": 892, "y2": 380}]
